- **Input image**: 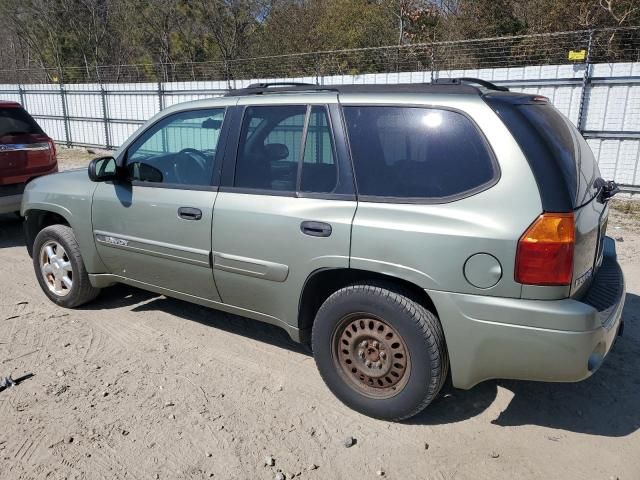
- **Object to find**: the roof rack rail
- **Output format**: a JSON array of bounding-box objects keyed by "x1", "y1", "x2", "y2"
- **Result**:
[
  {"x1": 225, "y1": 82, "x2": 338, "y2": 96},
  {"x1": 245, "y1": 82, "x2": 317, "y2": 89},
  {"x1": 433, "y1": 77, "x2": 509, "y2": 92}
]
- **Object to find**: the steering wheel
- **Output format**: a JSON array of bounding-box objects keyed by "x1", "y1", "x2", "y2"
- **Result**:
[{"x1": 173, "y1": 148, "x2": 209, "y2": 185}]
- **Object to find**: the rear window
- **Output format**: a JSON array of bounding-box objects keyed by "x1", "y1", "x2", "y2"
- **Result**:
[
  {"x1": 0, "y1": 106, "x2": 43, "y2": 138},
  {"x1": 343, "y1": 106, "x2": 497, "y2": 200},
  {"x1": 518, "y1": 104, "x2": 600, "y2": 207}
]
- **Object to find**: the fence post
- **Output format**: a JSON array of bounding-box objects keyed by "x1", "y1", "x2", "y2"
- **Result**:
[
  {"x1": 224, "y1": 60, "x2": 231, "y2": 90},
  {"x1": 430, "y1": 43, "x2": 436, "y2": 82},
  {"x1": 157, "y1": 80, "x2": 164, "y2": 111},
  {"x1": 100, "y1": 84, "x2": 111, "y2": 150},
  {"x1": 18, "y1": 84, "x2": 25, "y2": 107},
  {"x1": 58, "y1": 73, "x2": 72, "y2": 148},
  {"x1": 315, "y1": 54, "x2": 321, "y2": 86},
  {"x1": 577, "y1": 29, "x2": 594, "y2": 133}
]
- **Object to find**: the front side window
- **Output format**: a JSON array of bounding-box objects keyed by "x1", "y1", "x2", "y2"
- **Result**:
[
  {"x1": 126, "y1": 108, "x2": 225, "y2": 186},
  {"x1": 343, "y1": 106, "x2": 497, "y2": 200}
]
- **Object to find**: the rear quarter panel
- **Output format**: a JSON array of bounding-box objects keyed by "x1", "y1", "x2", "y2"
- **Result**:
[{"x1": 345, "y1": 94, "x2": 542, "y2": 298}]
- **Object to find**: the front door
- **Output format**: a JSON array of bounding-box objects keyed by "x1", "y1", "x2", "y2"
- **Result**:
[
  {"x1": 92, "y1": 107, "x2": 226, "y2": 300},
  {"x1": 211, "y1": 101, "x2": 357, "y2": 325}
]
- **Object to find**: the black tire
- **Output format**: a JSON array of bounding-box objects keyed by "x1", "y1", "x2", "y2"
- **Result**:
[
  {"x1": 32, "y1": 224, "x2": 100, "y2": 308},
  {"x1": 312, "y1": 283, "x2": 448, "y2": 421}
]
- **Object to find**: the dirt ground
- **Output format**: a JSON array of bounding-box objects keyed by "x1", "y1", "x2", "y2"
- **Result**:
[
  {"x1": 0, "y1": 147, "x2": 639, "y2": 480},
  {"x1": 54, "y1": 147, "x2": 113, "y2": 170}
]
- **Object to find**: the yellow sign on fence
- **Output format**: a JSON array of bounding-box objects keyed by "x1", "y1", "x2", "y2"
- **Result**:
[{"x1": 568, "y1": 50, "x2": 587, "y2": 61}]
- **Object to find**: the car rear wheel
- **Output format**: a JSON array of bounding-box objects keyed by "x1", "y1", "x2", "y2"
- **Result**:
[
  {"x1": 312, "y1": 283, "x2": 448, "y2": 421},
  {"x1": 33, "y1": 225, "x2": 100, "y2": 307}
]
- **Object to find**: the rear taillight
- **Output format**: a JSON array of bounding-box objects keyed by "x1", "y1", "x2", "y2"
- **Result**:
[
  {"x1": 47, "y1": 137, "x2": 57, "y2": 164},
  {"x1": 515, "y1": 213, "x2": 575, "y2": 286}
]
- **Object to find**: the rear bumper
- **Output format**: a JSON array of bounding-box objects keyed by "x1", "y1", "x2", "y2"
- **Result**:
[
  {"x1": 0, "y1": 194, "x2": 22, "y2": 214},
  {"x1": 429, "y1": 237, "x2": 625, "y2": 389},
  {"x1": 0, "y1": 183, "x2": 25, "y2": 214}
]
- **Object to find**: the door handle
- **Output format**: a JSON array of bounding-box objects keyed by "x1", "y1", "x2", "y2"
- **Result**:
[
  {"x1": 300, "y1": 221, "x2": 332, "y2": 237},
  {"x1": 178, "y1": 207, "x2": 202, "y2": 220}
]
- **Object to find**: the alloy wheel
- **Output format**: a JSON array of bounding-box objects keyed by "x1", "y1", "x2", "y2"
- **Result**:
[{"x1": 39, "y1": 241, "x2": 73, "y2": 297}]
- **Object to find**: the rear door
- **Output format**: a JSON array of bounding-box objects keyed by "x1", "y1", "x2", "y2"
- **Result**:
[
  {"x1": 211, "y1": 98, "x2": 356, "y2": 326},
  {"x1": 92, "y1": 107, "x2": 227, "y2": 300}
]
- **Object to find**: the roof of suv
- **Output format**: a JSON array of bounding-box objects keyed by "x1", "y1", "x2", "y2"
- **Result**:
[
  {"x1": 0, "y1": 101, "x2": 21, "y2": 108},
  {"x1": 221, "y1": 80, "x2": 545, "y2": 106},
  {"x1": 225, "y1": 82, "x2": 483, "y2": 97}
]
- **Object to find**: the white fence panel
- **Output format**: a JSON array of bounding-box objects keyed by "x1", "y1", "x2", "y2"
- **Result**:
[
  {"x1": 109, "y1": 122, "x2": 142, "y2": 147},
  {"x1": 1, "y1": 61, "x2": 639, "y2": 187},
  {"x1": 66, "y1": 92, "x2": 103, "y2": 118}
]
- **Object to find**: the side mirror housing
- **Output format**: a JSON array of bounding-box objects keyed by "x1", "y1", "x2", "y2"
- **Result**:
[{"x1": 88, "y1": 156, "x2": 119, "y2": 182}]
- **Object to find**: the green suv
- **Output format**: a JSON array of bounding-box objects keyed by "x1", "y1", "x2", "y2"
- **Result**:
[{"x1": 21, "y1": 80, "x2": 625, "y2": 421}]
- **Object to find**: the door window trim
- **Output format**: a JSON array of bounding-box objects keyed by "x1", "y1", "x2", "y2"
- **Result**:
[
  {"x1": 218, "y1": 104, "x2": 356, "y2": 200},
  {"x1": 342, "y1": 103, "x2": 501, "y2": 205},
  {"x1": 119, "y1": 106, "x2": 230, "y2": 191}
]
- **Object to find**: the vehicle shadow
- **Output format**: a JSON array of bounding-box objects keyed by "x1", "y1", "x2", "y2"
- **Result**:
[
  {"x1": 411, "y1": 293, "x2": 640, "y2": 437},
  {"x1": 83, "y1": 283, "x2": 311, "y2": 357},
  {"x1": 92, "y1": 284, "x2": 640, "y2": 437},
  {"x1": 0, "y1": 213, "x2": 26, "y2": 248}
]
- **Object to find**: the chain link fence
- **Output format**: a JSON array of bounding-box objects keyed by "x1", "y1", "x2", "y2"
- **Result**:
[{"x1": 1, "y1": 27, "x2": 639, "y2": 85}]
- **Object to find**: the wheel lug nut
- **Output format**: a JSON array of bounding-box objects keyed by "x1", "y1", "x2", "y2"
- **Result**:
[
  {"x1": 380, "y1": 351, "x2": 386, "y2": 359},
  {"x1": 372, "y1": 341, "x2": 379, "y2": 348},
  {"x1": 358, "y1": 349, "x2": 365, "y2": 359},
  {"x1": 359, "y1": 340, "x2": 368, "y2": 348},
  {"x1": 365, "y1": 360, "x2": 372, "y2": 368},
  {"x1": 376, "y1": 361, "x2": 383, "y2": 369}
]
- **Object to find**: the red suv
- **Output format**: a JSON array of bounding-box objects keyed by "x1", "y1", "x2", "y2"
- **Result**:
[{"x1": 0, "y1": 101, "x2": 58, "y2": 215}]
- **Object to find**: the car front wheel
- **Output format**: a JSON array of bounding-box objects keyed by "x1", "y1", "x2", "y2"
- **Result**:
[
  {"x1": 312, "y1": 283, "x2": 448, "y2": 421},
  {"x1": 32, "y1": 225, "x2": 100, "y2": 308}
]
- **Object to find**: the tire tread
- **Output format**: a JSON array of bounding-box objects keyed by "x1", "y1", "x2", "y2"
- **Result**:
[{"x1": 312, "y1": 281, "x2": 448, "y2": 421}]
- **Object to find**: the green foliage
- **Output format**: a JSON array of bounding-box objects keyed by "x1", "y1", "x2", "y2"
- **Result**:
[{"x1": 0, "y1": 0, "x2": 638, "y2": 79}]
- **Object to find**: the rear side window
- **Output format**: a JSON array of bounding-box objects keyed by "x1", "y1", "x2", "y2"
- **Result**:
[
  {"x1": 235, "y1": 105, "x2": 306, "y2": 191},
  {"x1": 343, "y1": 106, "x2": 496, "y2": 200},
  {"x1": 234, "y1": 105, "x2": 339, "y2": 194},
  {"x1": 519, "y1": 105, "x2": 600, "y2": 207},
  {"x1": 0, "y1": 107, "x2": 43, "y2": 138},
  {"x1": 301, "y1": 106, "x2": 338, "y2": 193}
]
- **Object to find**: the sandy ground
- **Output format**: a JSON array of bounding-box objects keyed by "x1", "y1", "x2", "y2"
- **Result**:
[
  {"x1": 54, "y1": 147, "x2": 113, "y2": 170},
  {"x1": 0, "y1": 148, "x2": 639, "y2": 479}
]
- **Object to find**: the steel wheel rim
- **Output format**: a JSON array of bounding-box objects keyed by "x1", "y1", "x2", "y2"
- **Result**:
[
  {"x1": 332, "y1": 313, "x2": 411, "y2": 399},
  {"x1": 39, "y1": 241, "x2": 73, "y2": 297}
]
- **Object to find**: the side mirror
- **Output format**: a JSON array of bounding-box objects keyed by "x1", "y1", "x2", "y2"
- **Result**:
[{"x1": 88, "y1": 156, "x2": 119, "y2": 182}]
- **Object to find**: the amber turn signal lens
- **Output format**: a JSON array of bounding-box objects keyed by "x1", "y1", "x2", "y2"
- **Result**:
[{"x1": 515, "y1": 213, "x2": 575, "y2": 286}]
